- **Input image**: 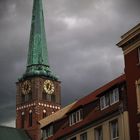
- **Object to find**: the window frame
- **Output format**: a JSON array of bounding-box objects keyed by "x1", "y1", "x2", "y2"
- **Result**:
[
  {"x1": 43, "y1": 110, "x2": 47, "y2": 118},
  {"x1": 80, "y1": 132, "x2": 87, "y2": 140},
  {"x1": 100, "y1": 94, "x2": 109, "y2": 110},
  {"x1": 21, "y1": 112, "x2": 25, "y2": 128},
  {"x1": 22, "y1": 92, "x2": 32, "y2": 102},
  {"x1": 110, "y1": 88, "x2": 119, "y2": 105},
  {"x1": 42, "y1": 92, "x2": 56, "y2": 102},
  {"x1": 110, "y1": 120, "x2": 119, "y2": 140},
  {"x1": 69, "y1": 109, "x2": 83, "y2": 126},
  {"x1": 94, "y1": 126, "x2": 103, "y2": 140},
  {"x1": 100, "y1": 87, "x2": 120, "y2": 110},
  {"x1": 29, "y1": 110, "x2": 33, "y2": 127}
]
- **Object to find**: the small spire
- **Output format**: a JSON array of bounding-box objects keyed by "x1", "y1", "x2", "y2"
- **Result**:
[{"x1": 23, "y1": 0, "x2": 57, "y2": 80}]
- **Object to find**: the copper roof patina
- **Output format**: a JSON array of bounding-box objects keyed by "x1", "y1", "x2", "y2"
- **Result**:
[{"x1": 23, "y1": 0, "x2": 57, "y2": 80}]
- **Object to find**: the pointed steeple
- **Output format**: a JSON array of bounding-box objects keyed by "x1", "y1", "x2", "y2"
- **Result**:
[{"x1": 23, "y1": 0, "x2": 57, "y2": 80}]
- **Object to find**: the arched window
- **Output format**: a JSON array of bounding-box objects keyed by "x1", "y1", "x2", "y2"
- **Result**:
[
  {"x1": 21, "y1": 112, "x2": 25, "y2": 128},
  {"x1": 29, "y1": 110, "x2": 32, "y2": 127},
  {"x1": 43, "y1": 110, "x2": 47, "y2": 118}
]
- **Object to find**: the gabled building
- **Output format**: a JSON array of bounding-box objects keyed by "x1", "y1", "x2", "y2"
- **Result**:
[{"x1": 40, "y1": 74, "x2": 130, "y2": 140}]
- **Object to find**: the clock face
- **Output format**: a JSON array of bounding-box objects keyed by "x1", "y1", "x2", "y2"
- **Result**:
[
  {"x1": 21, "y1": 80, "x2": 31, "y2": 95},
  {"x1": 44, "y1": 80, "x2": 55, "y2": 94}
]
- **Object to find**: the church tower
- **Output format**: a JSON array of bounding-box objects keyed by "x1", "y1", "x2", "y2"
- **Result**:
[{"x1": 16, "y1": 0, "x2": 61, "y2": 140}]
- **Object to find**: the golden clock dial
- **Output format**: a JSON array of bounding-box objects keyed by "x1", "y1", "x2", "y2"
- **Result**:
[
  {"x1": 22, "y1": 80, "x2": 31, "y2": 95},
  {"x1": 44, "y1": 80, "x2": 54, "y2": 94}
]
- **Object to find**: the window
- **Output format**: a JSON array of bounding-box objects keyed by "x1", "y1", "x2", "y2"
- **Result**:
[
  {"x1": 29, "y1": 110, "x2": 32, "y2": 127},
  {"x1": 43, "y1": 125, "x2": 53, "y2": 139},
  {"x1": 110, "y1": 88, "x2": 119, "y2": 105},
  {"x1": 100, "y1": 88, "x2": 120, "y2": 110},
  {"x1": 52, "y1": 94, "x2": 56, "y2": 102},
  {"x1": 110, "y1": 120, "x2": 119, "y2": 140},
  {"x1": 43, "y1": 110, "x2": 47, "y2": 118},
  {"x1": 80, "y1": 132, "x2": 87, "y2": 140},
  {"x1": 100, "y1": 94, "x2": 109, "y2": 110},
  {"x1": 22, "y1": 93, "x2": 32, "y2": 102},
  {"x1": 69, "y1": 109, "x2": 83, "y2": 126},
  {"x1": 42, "y1": 93, "x2": 55, "y2": 102},
  {"x1": 94, "y1": 126, "x2": 103, "y2": 140},
  {"x1": 21, "y1": 112, "x2": 25, "y2": 128},
  {"x1": 47, "y1": 94, "x2": 52, "y2": 101}
]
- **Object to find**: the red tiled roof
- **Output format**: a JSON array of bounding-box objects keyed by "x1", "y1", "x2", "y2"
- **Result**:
[
  {"x1": 47, "y1": 74, "x2": 126, "y2": 140},
  {"x1": 70, "y1": 74, "x2": 126, "y2": 111}
]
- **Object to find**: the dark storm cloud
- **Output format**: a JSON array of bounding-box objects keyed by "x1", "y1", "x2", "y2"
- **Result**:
[{"x1": 0, "y1": 0, "x2": 140, "y2": 126}]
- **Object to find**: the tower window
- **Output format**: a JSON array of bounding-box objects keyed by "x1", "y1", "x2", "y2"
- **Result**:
[
  {"x1": 29, "y1": 110, "x2": 33, "y2": 127},
  {"x1": 47, "y1": 94, "x2": 52, "y2": 101},
  {"x1": 42, "y1": 92, "x2": 56, "y2": 102},
  {"x1": 22, "y1": 93, "x2": 32, "y2": 103},
  {"x1": 43, "y1": 110, "x2": 47, "y2": 118},
  {"x1": 51, "y1": 94, "x2": 56, "y2": 102},
  {"x1": 21, "y1": 112, "x2": 25, "y2": 128}
]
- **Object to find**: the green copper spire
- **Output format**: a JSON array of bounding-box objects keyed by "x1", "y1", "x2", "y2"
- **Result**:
[{"x1": 24, "y1": 0, "x2": 57, "y2": 80}]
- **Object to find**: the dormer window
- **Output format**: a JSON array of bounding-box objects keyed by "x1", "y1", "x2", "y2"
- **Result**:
[
  {"x1": 100, "y1": 88, "x2": 119, "y2": 110},
  {"x1": 100, "y1": 94, "x2": 109, "y2": 110},
  {"x1": 110, "y1": 88, "x2": 119, "y2": 105},
  {"x1": 69, "y1": 109, "x2": 83, "y2": 126}
]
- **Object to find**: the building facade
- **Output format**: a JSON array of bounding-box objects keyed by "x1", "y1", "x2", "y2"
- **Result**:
[
  {"x1": 16, "y1": 0, "x2": 61, "y2": 140},
  {"x1": 39, "y1": 23, "x2": 140, "y2": 140},
  {"x1": 40, "y1": 75, "x2": 130, "y2": 140},
  {"x1": 117, "y1": 23, "x2": 140, "y2": 140}
]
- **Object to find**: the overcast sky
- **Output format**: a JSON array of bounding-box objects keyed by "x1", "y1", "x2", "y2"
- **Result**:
[{"x1": 0, "y1": 0, "x2": 140, "y2": 127}]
